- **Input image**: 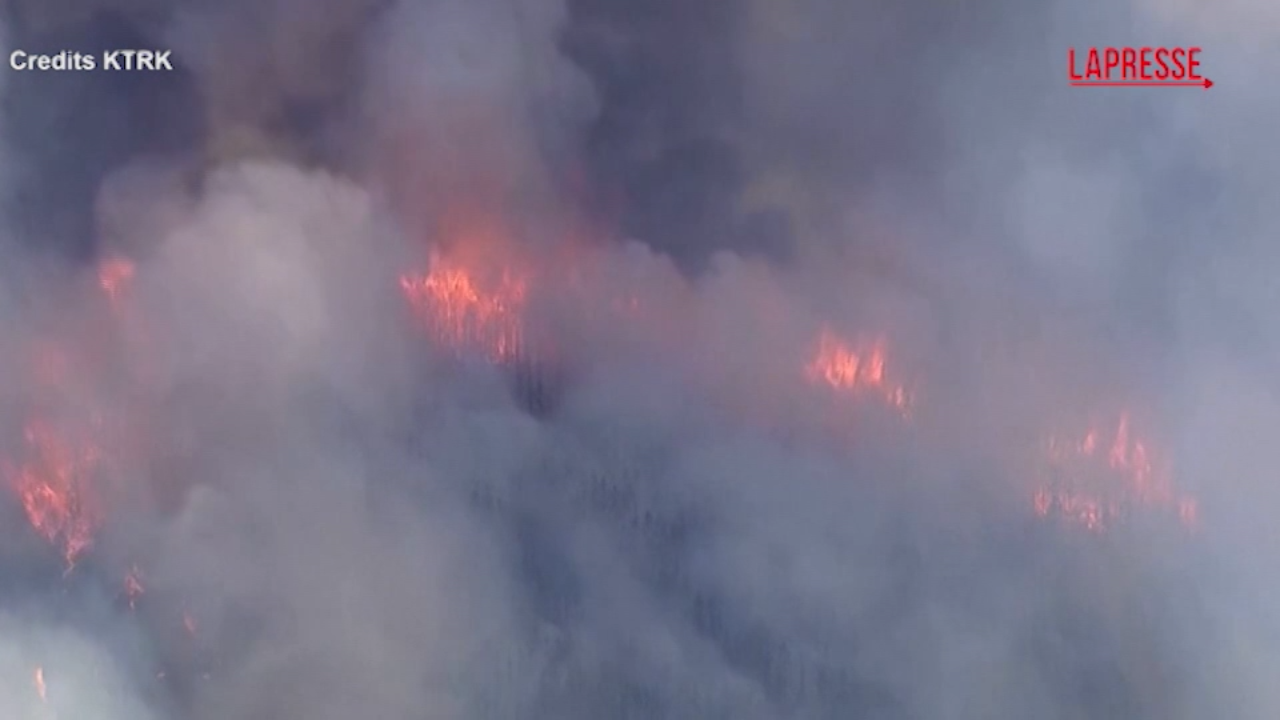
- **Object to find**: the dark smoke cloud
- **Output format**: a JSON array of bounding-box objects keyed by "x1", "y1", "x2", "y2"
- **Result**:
[{"x1": 0, "y1": 0, "x2": 1276, "y2": 718}]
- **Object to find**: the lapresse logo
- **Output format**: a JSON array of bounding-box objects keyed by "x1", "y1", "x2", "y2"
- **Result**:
[{"x1": 1068, "y1": 46, "x2": 1212, "y2": 89}]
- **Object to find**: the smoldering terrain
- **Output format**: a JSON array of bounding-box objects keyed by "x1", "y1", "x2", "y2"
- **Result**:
[{"x1": 0, "y1": 0, "x2": 1276, "y2": 719}]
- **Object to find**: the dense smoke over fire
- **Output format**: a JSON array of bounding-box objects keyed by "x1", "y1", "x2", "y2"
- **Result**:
[{"x1": 0, "y1": 0, "x2": 1274, "y2": 718}]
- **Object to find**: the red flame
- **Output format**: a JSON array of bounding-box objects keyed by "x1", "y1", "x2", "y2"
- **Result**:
[
  {"x1": 3, "y1": 192, "x2": 1206, "y2": 604},
  {"x1": 399, "y1": 249, "x2": 529, "y2": 362},
  {"x1": 805, "y1": 328, "x2": 911, "y2": 414},
  {"x1": 4, "y1": 258, "x2": 139, "y2": 569},
  {"x1": 1034, "y1": 412, "x2": 1198, "y2": 533},
  {"x1": 5, "y1": 419, "x2": 105, "y2": 568}
]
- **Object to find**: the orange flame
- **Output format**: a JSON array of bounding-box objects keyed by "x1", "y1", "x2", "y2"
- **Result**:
[
  {"x1": 5, "y1": 420, "x2": 104, "y2": 569},
  {"x1": 34, "y1": 666, "x2": 46, "y2": 702},
  {"x1": 2, "y1": 255, "x2": 152, "y2": 571},
  {"x1": 400, "y1": 249, "x2": 529, "y2": 362},
  {"x1": 1034, "y1": 412, "x2": 1197, "y2": 533},
  {"x1": 805, "y1": 329, "x2": 910, "y2": 413}
]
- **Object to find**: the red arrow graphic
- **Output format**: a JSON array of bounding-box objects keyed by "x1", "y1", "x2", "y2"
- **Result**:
[{"x1": 1069, "y1": 78, "x2": 1213, "y2": 89}]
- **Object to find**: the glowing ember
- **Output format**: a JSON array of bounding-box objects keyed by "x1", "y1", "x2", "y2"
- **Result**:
[
  {"x1": 97, "y1": 257, "x2": 136, "y2": 309},
  {"x1": 804, "y1": 329, "x2": 910, "y2": 413},
  {"x1": 400, "y1": 250, "x2": 528, "y2": 362},
  {"x1": 34, "y1": 666, "x2": 46, "y2": 702},
  {"x1": 4, "y1": 420, "x2": 104, "y2": 569},
  {"x1": 1034, "y1": 412, "x2": 1198, "y2": 533}
]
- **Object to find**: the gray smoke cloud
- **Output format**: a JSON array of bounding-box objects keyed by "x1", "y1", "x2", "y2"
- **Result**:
[
  {"x1": 0, "y1": 0, "x2": 1276, "y2": 718},
  {"x1": 0, "y1": 614, "x2": 156, "y2": 720}
]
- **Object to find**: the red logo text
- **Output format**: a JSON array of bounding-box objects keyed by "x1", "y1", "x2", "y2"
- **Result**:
[{"x1": 1068, "y1": 47, "x2": 1211, "y2": 88}]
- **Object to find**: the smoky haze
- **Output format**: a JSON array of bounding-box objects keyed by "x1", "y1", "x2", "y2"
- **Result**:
[{"x1": 0, "y1": 0, "x2": 1274, "y2": 719}]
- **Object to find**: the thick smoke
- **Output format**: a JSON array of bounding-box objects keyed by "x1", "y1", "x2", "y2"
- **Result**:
[
  {"x1": 0, "y1": 0, "x2": 1275, "y2": 719},
  {"x1": 0, "y1": 614, "x2": 155, "y2": 720}
]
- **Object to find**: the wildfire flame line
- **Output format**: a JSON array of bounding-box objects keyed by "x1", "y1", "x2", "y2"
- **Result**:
[
  {"x1": 4, "y1": 259, "x2": 137, "y2": 570},
  {"x1": 399, "y1": 250, "x2": 528, "y2": 362},
  {"x1": 804, "y1": 329, "x2": 911, "y2": 414},
  {"x1": 398, "y1": 241, "x2": 1195, "y2": 536},
  {"x1": 5, "y1": 420, "x2": 105, "y2": 569},
  {"x1": 1034, "y1": 413, "x2": 1198, "y2": 532},
  {"x1": 3, "y1": 234, "x2": 1201, "y2": 589}
]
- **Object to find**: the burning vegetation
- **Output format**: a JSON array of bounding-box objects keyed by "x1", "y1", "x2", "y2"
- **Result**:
[
  {"x1": 0, "y1": 170, "x2": 1202, "y2": 720},
  {"x1": 4, "y1": 232, "x2": 1195, "y2": 585},
  {"x1": 400, "y1": 249, "x2": 530, "y2": 363},
  {"x1": 1034, "y1": 412, "x2": 1198, "y2": 533},
  {"x1": 393, "y1": 227, "x2": 1197, "y2": 539},
  {"x1": 805, "y1": 328, "x2": 911, "y2": 415},
  {"x1": 5, "y1": 417, "x2": 106, "y2": 570},
  {"x1": 0, "y1": 0, "x2": 1255, "y2": 716},
  {"x1": 3, "y1": 258, "x2": 138, "y2": 571}
]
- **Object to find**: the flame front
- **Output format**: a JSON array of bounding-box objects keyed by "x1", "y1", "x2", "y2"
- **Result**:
[
  {"x1": 4, "y1": 258, "x2": 137, "y2": 570},
  {"x1": 805, "y1": 329, "x2": 910, "y2": 414},
  {"x1": 34, "y1": 666, "x2": 46, "y2": 702},
  {"x1": 400, "y1": 250, "x2": 528, "y2": 362},
  {"x1": 5, "y1": 420, "x2": 104, "y2": 569},
  {"x1": 1034, "y1": 412, "x2": 1198, "y2": 533}
]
